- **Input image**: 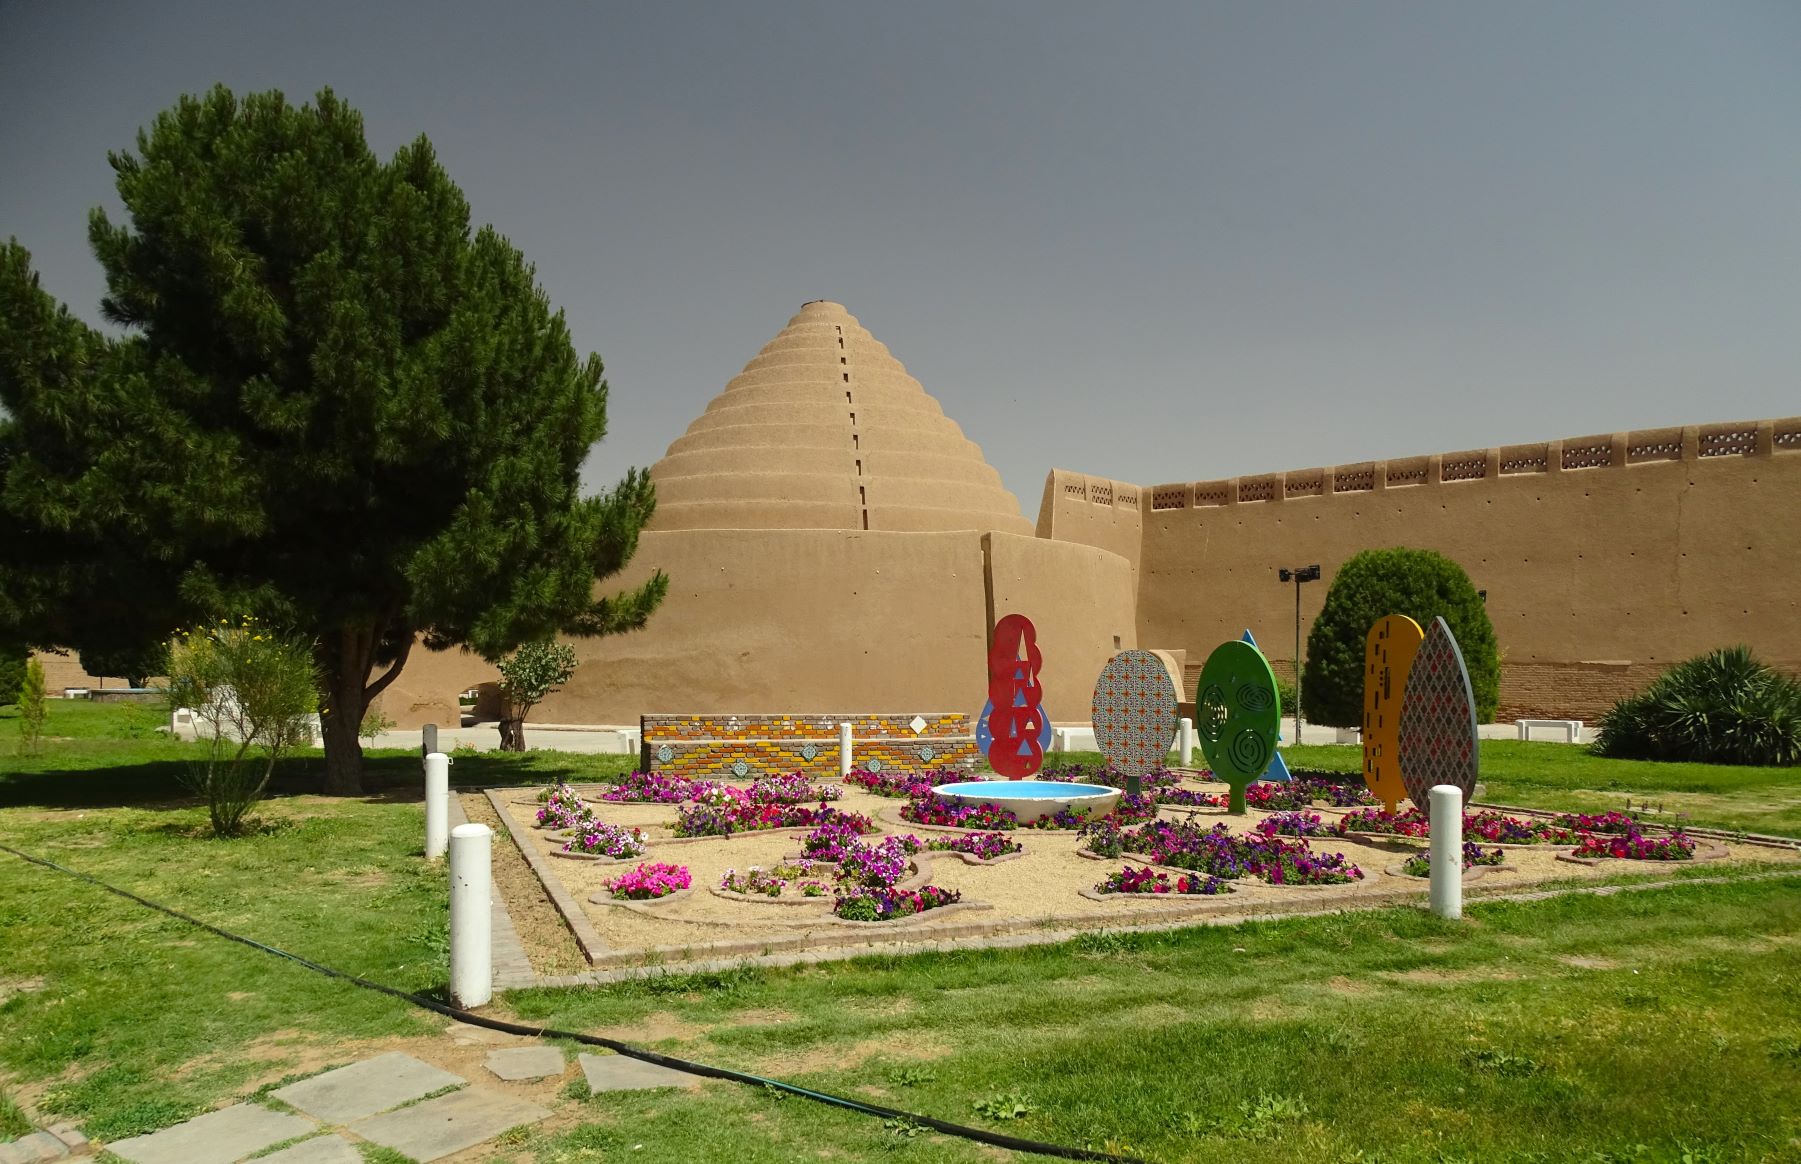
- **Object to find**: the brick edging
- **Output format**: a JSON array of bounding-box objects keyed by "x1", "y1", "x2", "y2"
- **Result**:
[{"x1": 482, "y1": 787, "x2": 608, "y2": 965}]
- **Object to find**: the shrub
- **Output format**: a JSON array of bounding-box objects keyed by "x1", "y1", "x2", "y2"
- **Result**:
[
  {"x1": 1300, "y1": 548, "x2": 1499, "y2": 727},
  {"x1": 165, "y1": 618, "x2": 319, "y2": 836},
  {"x1": 496, "y1": 640, "x2": 578, "y2": 752},
  {"x1": 16, "y1": 657, "x2": 46, "y2": 752},
  {"x1": 1, "y1": 651, "x2": 31, "y2": 706},
  {"x1": 1592, "y1": 646, "x2": 1801, "y2": 766}
]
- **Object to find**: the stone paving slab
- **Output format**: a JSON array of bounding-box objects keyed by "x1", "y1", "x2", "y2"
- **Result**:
[
  {"x1": 579, "y1": 1052, "x2": 700, "y2": 1092},
  {"x1": 272, "y1": 1051, "x2": 466, "y2": 1124},
  {"x1": 351, "y1": 1088, "x2": 550, "y2": 1162},
  {"x1": 255, "y1": 1134, "x2": 364, "y2": 1164},
  {"x1": 107, "y1": 1103, "x2": 316, "y2": 1164},
  {"x1": 485, "y1": 1045, "x2": 566, "y2": 1081},
  {"x1": 0, "y1": 1131, "x2": 68, "y2": 1163}
]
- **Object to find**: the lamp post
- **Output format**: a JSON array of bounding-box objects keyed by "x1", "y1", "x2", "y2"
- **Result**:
[{"x1": 1277, "y1": 565, "x2": 1322, "y2": 741}]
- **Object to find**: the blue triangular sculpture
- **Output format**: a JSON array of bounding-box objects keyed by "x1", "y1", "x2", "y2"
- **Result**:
[{"x1": 1240, "y1": 629, "x2": 1292, "y2": 783}]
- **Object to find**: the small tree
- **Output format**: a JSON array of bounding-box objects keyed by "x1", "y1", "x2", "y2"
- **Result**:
[
  {"x1": 496, "y1": 640, "x2": 578, "y2": 752},
  {"x1": 166, "y1": 618, "x2": 319, "y2": 836},
  {"x1": 0, "y1": 650, "x2": 25, "y2": 706},
  {"x1": 17, "y1": 657, "x2": 46, "y2": 753},
  {"x1": 1300, "y1": 548, "x2": 1500, "y2": 727}
]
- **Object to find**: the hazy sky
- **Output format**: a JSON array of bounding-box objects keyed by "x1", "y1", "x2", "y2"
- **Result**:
[{"x1": 4, "y1": 1, "x2": 1798, "y2": 512}]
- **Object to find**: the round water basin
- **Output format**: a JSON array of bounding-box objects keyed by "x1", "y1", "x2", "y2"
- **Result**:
[{"x1": 930, "y1": 779, "x2": 1120, "y2": 824}]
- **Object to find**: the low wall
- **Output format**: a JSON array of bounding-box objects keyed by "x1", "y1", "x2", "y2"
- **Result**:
[{"x1": 641, "y1": 712, "x2": 976, "y2": 779}]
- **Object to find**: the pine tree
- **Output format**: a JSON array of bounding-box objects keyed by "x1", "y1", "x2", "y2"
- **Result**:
[
  {"x1": 0, "y1": 86, "x2": 666, "y2": 793},
  {"x1": 1299, "y1": 547, "x2": 1499, "y2": 727}
]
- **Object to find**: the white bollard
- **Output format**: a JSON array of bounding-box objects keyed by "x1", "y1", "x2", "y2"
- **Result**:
[
  {"x1": 425, "y1": 752, "x2": 450, "y2": 860},
  {"x1": 1429, "y1": 784, "x2": 1463, "y2": 920},
  {"x1": 448, "y1": 822, "x2": 493, "y2": 1009},
  {"x1": 1177, "y1": 717, "x2": 1195, "y2": 766},
  {"x1": 839, "y1": 721, "x2": 854, "y2": 776}
]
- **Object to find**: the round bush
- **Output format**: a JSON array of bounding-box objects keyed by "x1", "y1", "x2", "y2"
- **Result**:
[
  {"x1": 1299, "y1": 548, "x2": 1499, "y2": 728},
  {"x1": 1593, "y1": 646, "x2": 1801, "y2": 766}
]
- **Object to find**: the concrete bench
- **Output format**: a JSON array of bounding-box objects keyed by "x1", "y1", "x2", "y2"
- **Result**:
[
  {"x1": 1516, "y1": 718, "x2": 1583, "y2": 744},
  {"x1": 1051, "y1": 726, "x2": 1097, "y2": 753}
]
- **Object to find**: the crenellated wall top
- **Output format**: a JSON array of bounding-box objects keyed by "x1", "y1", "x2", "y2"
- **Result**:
[{"x1": 1142, "y1": 416, "x2": 1801, "y2": 512}]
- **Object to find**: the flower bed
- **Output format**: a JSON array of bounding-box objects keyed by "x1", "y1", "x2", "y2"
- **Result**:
[
  {"x1": 672, "y1": 801, "x2": 874, "y2": 839},
  {"x1": 898, "y1": 790, "x2": 1154, "y2": 832},
  {"x1": 747, "y1": 772, "x2": 844, "y2": 804},
  {"x1": 1158, "y1": 787, "x2": 1227, "y2": 809},
  {"x1": 718, "y1": 861, "x2": 834, "y2": 899},
  {"x1": 1254, "y1": 811, "x2": 1338, "y2": 839},
  {"x1": 1336, "y1": 808, "x2": 1578, "y2": 846},
  {"x1": 927, "y1": 831, "x2": 1020, "y2": 861},
  {"x1": 834, "y1": 836, "x2": 918, "y2": 888},
  {"x1": 900, "y1": 794, "x2": 1020, "y2": 830},
  {"x1": 1242, "y1": 782, "x2": 1315, "y2": 811},
  {"x1": 598, "y1": 770, "x2": 704, "y2": 804},
  {"x1": 1399, "y1": 842, "x2": 1504, "y2": 878},
  {"x1": 1040, "y1": 763, "x2": 1181, "y2": 792},
  {"x1": 535, "y1": 783, "x2": 594, "y2": 829},
  {"x1": 601, "y1": 862, "x2": 691, "y2": 900},
  {"x1": 1549, "y1": 811, "x2": 1648, "y2": 835},
  {"x1": 1079, "y1": 818, "x2": 1364, "y2": 885},
  {"x1": 1571, "y1": 831, "x2": 1697, "y2": 861},
  {"x1": 832, "y1": 884, "x2": 961, "y2": 922},
  {"x1": 843, "y1": 768, "x2": 943, "y2": 798},
  {"x1": 560, "y1": 821, "x2": 649, "y2": 860},
  {"x1": 1092, "y1": 866, "x2": 1230, "y2": 895}
]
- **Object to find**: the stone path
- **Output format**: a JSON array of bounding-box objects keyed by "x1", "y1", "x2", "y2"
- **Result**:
[
  {"x1": 106, "y1": 1052, "x2": 549, "y2": 1164},
  {"x1": 96, "y1": 1044, "x2": 708, "y2": 1163}
]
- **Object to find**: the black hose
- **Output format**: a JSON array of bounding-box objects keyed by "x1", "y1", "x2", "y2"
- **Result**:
[{"x1": 0, "y1": 841, "x2": 1146, "y2": 1164}]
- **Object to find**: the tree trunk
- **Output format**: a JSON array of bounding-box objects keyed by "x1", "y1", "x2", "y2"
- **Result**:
[
  {"x1": 320, "y1": 663, "x2": 369, "y2": 796},
  {"x1": 317, "y1": 619, "x2": 415, "y2": 795}
]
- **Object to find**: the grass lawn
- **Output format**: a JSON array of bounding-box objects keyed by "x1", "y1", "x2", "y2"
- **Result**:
[
  {"x1": 4, "y1": 701, "x2": 1801, "y2": 1162},
  {"x1": 1273, "y1": 740, "x2": 1801, "y2": 839}
]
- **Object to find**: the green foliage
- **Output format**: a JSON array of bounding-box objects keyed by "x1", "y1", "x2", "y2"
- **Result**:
[
  {"x1": 1593, "y1": 646, "x2": 1801, "y2": 767},
  {"x1": 498, "y1": 640, "x2": 579, "y2": 710},
  {"x1": 0, "y1": 85, "x2": 666, "y2": 795},
  {"x1": 79, "y1": 641, "x2": 169, "y2": 688},
  {"x1": 1300, "y1": 548, "x2": 1499, "y2": 727},
  {"x1": 0, "y1": 650, "x2": 24, "y2": 706},
  {"x1": 17, "y1": 657, "x2": 45, "y2": 753},
  {"x1": 359, "y1": 701, "x2": 396, "y2": 744},
  {"x1": 496, "y1": 639, "x2": 578, "y2": 751},
  {"x1": 166, "y1": 618, "x2": 319, "y2": 835}
]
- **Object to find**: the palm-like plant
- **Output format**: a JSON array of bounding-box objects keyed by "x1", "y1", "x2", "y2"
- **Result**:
[{"x1": 1593, "y1": 646, "x2": 1801, "y2": 766}]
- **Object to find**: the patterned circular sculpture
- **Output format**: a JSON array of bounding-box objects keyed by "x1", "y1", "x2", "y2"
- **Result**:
[
  {"x1": 1361, "y1": 614, "x2": 1424, "y2": 812},
  {"x1": 1194, "y1": 639, "x2": 1281, "y2": 813},
  {"x1": 1090, "y1": 650, "x2": 1178, "y2": 779},
  {"x1": 1398, "y1": 616, "x2": 1479, "y2": 810}
]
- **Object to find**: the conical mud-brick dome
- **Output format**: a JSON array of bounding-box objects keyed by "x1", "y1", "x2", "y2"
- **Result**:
[{"x1": 648, "y1": 301, "x2": 1033, "y2": 534}]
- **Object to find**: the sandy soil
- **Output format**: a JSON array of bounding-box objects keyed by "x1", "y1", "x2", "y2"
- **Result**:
[{"x1": 494, "y1": 779, "x2": 1799, "y2": 967}]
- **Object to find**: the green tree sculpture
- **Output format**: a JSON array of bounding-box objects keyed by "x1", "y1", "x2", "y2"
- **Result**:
[
  {"x1": 0, "y1": 86, "x2": 666, "y2": 793},
  {"x1": 1300, "y1": 548, "x2": 1499, "y2": 728}
]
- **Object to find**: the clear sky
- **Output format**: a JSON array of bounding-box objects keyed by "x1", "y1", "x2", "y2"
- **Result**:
[{"x1": 3, "y1": 1, "x2": 1798, "y2": 512}]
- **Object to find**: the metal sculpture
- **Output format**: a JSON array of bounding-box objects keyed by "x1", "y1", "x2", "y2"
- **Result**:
[
  {"x1": 1240, "y1": 629, "x2": 1291, "y2": 783},
  {"x1": 1398, "y1": 616, "x2": 1479, "y2": 810},
  {"x1": 979, "y1": 613, "x2": 1049, "y2": 778},
  {"x1": 1362, "y1": 614, "x2": 1424, "y2": 813},
  {"x1": 1091, "y1": 650, "x2": 1179, "y2": 785},
  {"x1": 1194, "y1": 639, "x2": 1281, "y2": 813}
]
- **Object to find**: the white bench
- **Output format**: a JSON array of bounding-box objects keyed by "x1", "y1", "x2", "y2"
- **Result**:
[{"x1": 1516, "y1": 719, "x2": 1583, "y2": 744}]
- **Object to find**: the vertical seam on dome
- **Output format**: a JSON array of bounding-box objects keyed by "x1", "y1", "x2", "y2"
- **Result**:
[{"x1": 840, "y1": 322, "x2": 868, "y2": 531}]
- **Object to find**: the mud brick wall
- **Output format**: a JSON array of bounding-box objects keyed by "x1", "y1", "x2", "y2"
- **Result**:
[{"x1": 640, "y1": 713, "x2": 977, "y2": 779}]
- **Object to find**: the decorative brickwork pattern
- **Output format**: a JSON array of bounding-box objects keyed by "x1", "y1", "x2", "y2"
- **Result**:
[
  {"x1": 1440, "y1": 455, "x2": 1488, "y2": 481},
  {"x1": 640, "y1": 713, "x2": 976, "y2": 779}
]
